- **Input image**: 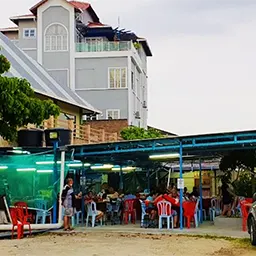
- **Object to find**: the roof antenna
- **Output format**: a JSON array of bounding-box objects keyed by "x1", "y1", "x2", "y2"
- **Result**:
[
  {"x1": 116, "y1": 16, "x2": 121, "y2": 40},
  {"x1": 118, "y1": 16, "x2": 120, "y2": 28}
]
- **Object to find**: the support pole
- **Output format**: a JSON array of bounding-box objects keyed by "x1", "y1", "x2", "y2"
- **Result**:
[
  {"x1": 58, "y1": 150, "x2": 65, "y2": 224},
  {"x1": 81, "y1": 165, "x2": 86, "y2": 220},
  {"x1": 199, "y1": 158, "x2": 203, "y2": 224},
  {"x1": 214, "y1": 168, "x2": 217, "y2": 196},
  {"x1": 167, "y1": 168, "x2": 171, "y2": 188},
  {"x1": 147, "y1": 169, "x2": 150, "y2": 191},
  {"x1": 53, "y1": 141, "x2": 59, "y2": 224},
  {"x1": 179, "y1": 142, "x2": 183, "y2": 230},
  {"x1": 156, "y1": 170, "x2": 159, "y2": 187},
  {"x1": 119, "y1": 166, "x2": 123, "y2": 190}
]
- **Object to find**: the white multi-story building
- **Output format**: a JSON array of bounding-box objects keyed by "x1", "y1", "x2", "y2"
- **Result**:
[{"x1": 0, "y1": 0, "x2": 152, "y2": 128}]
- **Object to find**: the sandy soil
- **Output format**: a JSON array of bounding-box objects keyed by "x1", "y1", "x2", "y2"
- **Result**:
[{"x1": 1, "y1": 232, "x2": 255, "y2": 256}]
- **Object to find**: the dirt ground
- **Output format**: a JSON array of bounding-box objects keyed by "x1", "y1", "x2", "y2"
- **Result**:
[{"x1": 0, "y1": 232, "x2": 255, "y2": 256}]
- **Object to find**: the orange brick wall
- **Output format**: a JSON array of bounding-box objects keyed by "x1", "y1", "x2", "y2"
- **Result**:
[{"x1": 85, "y1": 119, "x2": 128, "y2": 135}]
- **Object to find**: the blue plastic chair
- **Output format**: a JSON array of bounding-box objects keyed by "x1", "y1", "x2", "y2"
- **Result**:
[
  {"x1": 197, "y1": 197, "x2": 207, "y2": 222},
  {"x1": 35, "y1": 200, "x2": 52, "y2": 224}
]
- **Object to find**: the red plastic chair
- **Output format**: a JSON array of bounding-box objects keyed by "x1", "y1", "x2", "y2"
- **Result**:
[
  {"x1": 14, "y1": 202, "x2": 32, "y2": 221},
  {"x1": 10, "y1": 208, "x2": 24, "y2": 239},
  {"x1": 14, "y1": 202, "x2": 32, "y2": 235},
  {"x1": 240, "y1": 199, "x2": 252, "y2": 232},
  {"x1": 123, "y1": 199, "x2": 136, "y2": 224},
  {"x1": 183, "y1": 201, "x2": 196, "y2": 229}
]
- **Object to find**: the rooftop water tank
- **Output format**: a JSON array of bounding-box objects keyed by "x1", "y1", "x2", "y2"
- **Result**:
[{"x1": 17, "y1": 129, "x2": 44, "y2": 147}]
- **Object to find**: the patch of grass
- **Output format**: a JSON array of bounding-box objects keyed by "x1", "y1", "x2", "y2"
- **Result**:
[
  {"x1": 233, "y1": 238, "x2": 255, "y2": 248},
  {"x1": 175, "y1": 233, "x2": 255, "y2": 249}
]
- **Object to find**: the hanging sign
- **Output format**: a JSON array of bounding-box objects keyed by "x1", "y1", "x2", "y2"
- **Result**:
[{"x1": 177, "y1": 178, "x2": 185, "y2": 189}]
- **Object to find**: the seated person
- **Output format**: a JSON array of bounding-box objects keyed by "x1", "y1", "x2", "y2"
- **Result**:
[
  {"x1": 123, "y1": 191, "x2": 136, "y2": 201},
  {"x1": 97, "y1": 189, "x2": 105, "y2": 199},
  {"x1": 84, "y1": 191, "x2": 104, "y2": 221},
  {"x1": 190, "y1": 186, "x2": 199, "y2": 198},
  {"x1": 145, "y1": 191, "x2": 158, "y2": 221},
  {"x1": 183, "y1": 187, "x2": 190, "y2": 201},
  {"x1": 118, "y1": 189, "x2": 124, "y2": 198}
]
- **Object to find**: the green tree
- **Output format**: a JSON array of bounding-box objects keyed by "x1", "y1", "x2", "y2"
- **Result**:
[
  {"x1": 219, "y1": 150, "x2": 256, "y2": 196},
  {"x1": 0, "y1": 53, "x2": 60, "y2": 141},
  {"x1": 120, "y1": 126, "x2": 163, "y2": 140}
]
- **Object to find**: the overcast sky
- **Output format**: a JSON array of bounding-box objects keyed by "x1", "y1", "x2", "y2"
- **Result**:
[{"x1": 1, "y1": 0, "x2": 256, "y2": 135}]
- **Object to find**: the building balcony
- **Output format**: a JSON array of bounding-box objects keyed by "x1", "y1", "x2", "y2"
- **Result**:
[{"x1": 76, "y1": 41, "x2": 132, "y2": 53}]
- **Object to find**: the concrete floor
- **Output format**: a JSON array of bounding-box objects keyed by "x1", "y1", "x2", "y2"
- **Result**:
[
  {"x1": 52, "y1": 221, "x2": 249, "y2": 239},
  {"x1": 0, "y1": 221, "x2": 249, "y2": 239}
]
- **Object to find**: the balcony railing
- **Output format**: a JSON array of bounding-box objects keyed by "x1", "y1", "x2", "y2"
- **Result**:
[{"x1": 76, "y1": 41, "x2": 131, "y2": 53}]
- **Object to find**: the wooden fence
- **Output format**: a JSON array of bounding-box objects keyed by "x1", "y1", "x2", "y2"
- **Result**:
[
  {"x1": 0, "y1": 117, "x2": 123, "y2": 147},
  {"x1": 44, "y1": 117, "x2": 122, "y2": 145}
]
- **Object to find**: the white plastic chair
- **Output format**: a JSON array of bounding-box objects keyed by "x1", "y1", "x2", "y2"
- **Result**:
[
  {"x1": 35, "y1": 200, "x2": 52, "y2": 224},
  {"x1": 86, "y1": 202, "x2": 102, "y2": 227},
  {"x1": 157, "y1": 201, "x2": 174, "y2": 230},
  {"x1": 139, "y1": 200, "x2": 148, "y2": 227},
  {"x1": 209, "y1": 198, "x2": 221, "y2": 221},
  {"x1": 71, "y1": 210, "x2": 83, "y2": 226}
]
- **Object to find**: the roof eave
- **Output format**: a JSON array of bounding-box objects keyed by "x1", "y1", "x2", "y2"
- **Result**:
[
  {"x1": 138, "y1": 39, "x2": 153, "y2": 57},
  {"x1": 30, "y1": 1, "x2": 100, "y2": 23},
  {"x1": 30, "y1": 0, "x2": 47, "y2": 15},
  {"x1": 0, "y1": 28, "x2": 19, "y2": 32},
  {"x1": 87, "y1": 5, "x2": 100, "y2": 23},
  {"x1": 35, "y1": 90, "x2": 101, "y2": 115},
  {"x1": 10, "y1": 16, "x2": 35, "y2": 25}
]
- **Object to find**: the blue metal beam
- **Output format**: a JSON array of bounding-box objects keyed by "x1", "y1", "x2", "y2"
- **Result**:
[
  {"x1": 73, "y1": 132, "x2": 256, "y2": 156},
  {"x1": 75, "y1": 139, "x2": 256, "y2": 157}
]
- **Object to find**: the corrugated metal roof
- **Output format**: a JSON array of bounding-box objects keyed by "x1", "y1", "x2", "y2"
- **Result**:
[{"x1": 0, "y1": 32, "x2": 100, "y2": 114}]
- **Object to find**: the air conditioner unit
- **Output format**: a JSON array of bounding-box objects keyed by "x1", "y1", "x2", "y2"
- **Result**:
[
  {"x1": 134, "y1": 111, "x2": 141, "y2": 119},
  {"x1": 142, "y1": 101, "x2": 147, "y2": 108}
]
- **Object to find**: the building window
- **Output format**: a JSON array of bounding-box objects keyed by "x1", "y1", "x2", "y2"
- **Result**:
[
  {"x1": 23, "y1": 28, "x2": 36, "y2": 39},
  {"x1": 44, "y1": 23, "x2": 68, "y2": 52},
  {"x1": 108, "y1": 68, "x2": 127, "y2": 88},
  {"x1": 106, "y1": 109, "x2": 120, "y2": 119},
  {"x1": 85, "y1": 114, "x2": 98, "y2": 121}
]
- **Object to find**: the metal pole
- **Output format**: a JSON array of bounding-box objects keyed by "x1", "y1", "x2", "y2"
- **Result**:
[
  {"x1": 147, "y1": 169, "x2": 150, "y2": 191},
  {"x1": 167, "y1": 168, "x2": 171, "y2": 188},
  {"x1": 81, "y1": 164, "x2": 86, "y2": 222},
  {"x1": 179, "y1": 141, "x2": 183, "y2": 230},
  {"x1": 53, "y1": 141, "x2": 59, "y2": 224},
  {"x1": 58, "y1": 150, "x2": 65, "y2": 224},
  {"x1": 199, "y1": 159, "x2": 203, "y2": 224},
  {"x1": 156, "y1": 170, "x2": 159, "y2": 187},
  {"x1": 214, "y1": 168, "x2": 217, "y2": 196},
  {"x1": 119, "y1": 166, "x2": 123, "y2": 190}
]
